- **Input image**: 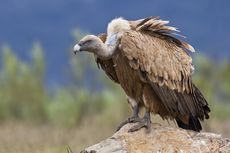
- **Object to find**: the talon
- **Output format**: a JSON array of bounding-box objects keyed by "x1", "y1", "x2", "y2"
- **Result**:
[
  {"x1": 128, "y1": 116, "x2": 141, "y2": 123},
  {"x1": 116, "y1": 116, "x2": 141, "y2": 131},
  {"x1": 116, "y1": 104, "x2": 140, "y2": 132},
  {"x1": 128, "y1": 118, "x2": 151, "y2": 133},
  {"x1": 116, "y1": 120, "x2": 129, "y2": 131},
  {"x1": 128, "y1": 109, "x2": 151, "y2": 133}
]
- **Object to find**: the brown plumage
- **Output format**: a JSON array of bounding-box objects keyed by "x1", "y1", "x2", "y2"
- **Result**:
[{"x1": 73, "y1": 16, "x2": 210, "y2": 132}]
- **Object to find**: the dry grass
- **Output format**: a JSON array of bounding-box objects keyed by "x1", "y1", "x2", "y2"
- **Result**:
[
  {"x1": 0, "y1": 117, "x2": 229, "y2": 153},
  {"x1": 0, "y1": 120, "x2": 114, "y2": 153}
]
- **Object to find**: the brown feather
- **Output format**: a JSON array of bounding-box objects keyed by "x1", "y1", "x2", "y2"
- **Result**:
[
  {"x1": 120, "y1": 31, "x2": 192, "y2": 93},
  {"x1": 133, "y1": 17, "x2": 195, "y2": 53}
]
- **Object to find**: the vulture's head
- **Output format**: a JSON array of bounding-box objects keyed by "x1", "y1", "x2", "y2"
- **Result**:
[
  {"x1": 73, "y1": 35, "x2": 103, "y2": 54},
  {"x1": 73, "y1": 17, "x2": 129, "y2": 59}
]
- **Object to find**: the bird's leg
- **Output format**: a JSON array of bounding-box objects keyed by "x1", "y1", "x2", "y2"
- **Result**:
[
  {"x1": 116, "y1": 104, "x2": 141, "y2": 131},
  {"x1": 128, "y1": 108, "x2": 151, "y2": 133},
  {"x1": 128, "y1": 104, "x2": 141, "y2": 122}
]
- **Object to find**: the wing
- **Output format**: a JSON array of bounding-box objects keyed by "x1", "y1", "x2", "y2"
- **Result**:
[
  {"x1": 95, "y1": 33, "x2": 119, "y2": 84},
  {"x1": 120, "y1": 31, "x2": 193, "y2": 93},
  {"x1": 119, "y1": 17, "x2": 210, "y2": 122}
]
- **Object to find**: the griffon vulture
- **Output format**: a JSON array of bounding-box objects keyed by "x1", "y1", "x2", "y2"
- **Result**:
[{"x1": 73, "y1": 16, "x2": 210, "y2": 132}]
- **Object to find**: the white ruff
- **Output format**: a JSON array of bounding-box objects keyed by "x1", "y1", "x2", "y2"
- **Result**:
[{"x1": 107, "y1": 17, "x2": 131, "y2": 38}]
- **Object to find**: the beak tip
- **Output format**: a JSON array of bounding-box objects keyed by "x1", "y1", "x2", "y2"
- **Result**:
[{"x1": 73, "y1": 44, "x2": 81, "y2": 54}]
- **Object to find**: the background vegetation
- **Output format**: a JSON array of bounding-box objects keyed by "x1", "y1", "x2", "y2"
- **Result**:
[{"x1": 0, "y1": 31, "x2": 229, "y2": 153}]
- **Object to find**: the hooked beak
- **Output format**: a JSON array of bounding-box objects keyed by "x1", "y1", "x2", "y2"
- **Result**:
[{"x1": 73, "y1": 44, "x2": 81, "y2": 55}]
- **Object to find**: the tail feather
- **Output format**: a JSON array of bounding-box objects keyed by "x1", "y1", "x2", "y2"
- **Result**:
[
  {"x1": 193, "y1": 85, "x2": 210, "y2": 120},
  {"x1": 176, "y1": 85, "x2": 210, "y2": 132},
  {"x1": 176, "y1": 116, "x2": 202, "y2": 132}
]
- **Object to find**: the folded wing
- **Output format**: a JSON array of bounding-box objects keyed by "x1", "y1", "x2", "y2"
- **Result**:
[{"x1": 119, "y1": 17, "x2": 210, "y2": 127}]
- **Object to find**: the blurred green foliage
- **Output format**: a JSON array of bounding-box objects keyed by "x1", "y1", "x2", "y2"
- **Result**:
[
  {"x1": 0, "y1": 31, "x2": 229, "y2": 127},
  {"x1": 193, "y1": 55, "x2": 230, "y2": 119},
  {"x1": 0, "y1": 43, "x2": 47, "y2": 122}
]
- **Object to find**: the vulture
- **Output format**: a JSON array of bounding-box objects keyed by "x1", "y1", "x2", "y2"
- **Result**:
[{"x1": 73, "y1": 16, "x2": 210, "y2": 132}]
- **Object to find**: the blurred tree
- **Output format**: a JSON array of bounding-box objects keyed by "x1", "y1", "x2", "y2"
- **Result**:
[
  {"x1": 218, "y1": 61, "x2": 230, "y2": 103},
  {"x1": 0, "y1": 43, "x2": 47, "y2": 122},
  {"x1": 193, "y1": 54, "x2": 230, "y2": 119},
  {"x1": 31, "y1": 42, "x2": 45, "y2": 83}
]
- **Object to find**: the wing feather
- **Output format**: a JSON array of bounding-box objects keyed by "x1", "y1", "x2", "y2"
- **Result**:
[
  {"x1": 131, "y1": 16, "x2": 194, "y2": 52},
  {"x1": 120, "y1": 31, "x2": 192, "y2": 92}
]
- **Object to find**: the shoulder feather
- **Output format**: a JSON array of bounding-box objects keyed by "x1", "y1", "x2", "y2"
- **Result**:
[{"x1": 130, "y1": 16, "x2": 195, "y2": 53}]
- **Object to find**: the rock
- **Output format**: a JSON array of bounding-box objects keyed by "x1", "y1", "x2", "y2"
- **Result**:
[{"x1": 80, "y1": 123, "x2": 230, "y2": 153}]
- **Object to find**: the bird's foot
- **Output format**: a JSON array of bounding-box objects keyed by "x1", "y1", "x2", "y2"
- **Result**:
[
  {"x1": 128, "y1": 116, "x2": 151, "y2": 133},
  {"x1": 116, "y1": 116, "x2": 141, "y2": 132}
]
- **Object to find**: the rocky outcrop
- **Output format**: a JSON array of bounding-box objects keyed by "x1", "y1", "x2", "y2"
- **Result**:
[{"x1": 80, "y1": 123, "x2": 230, "y2": 153}]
